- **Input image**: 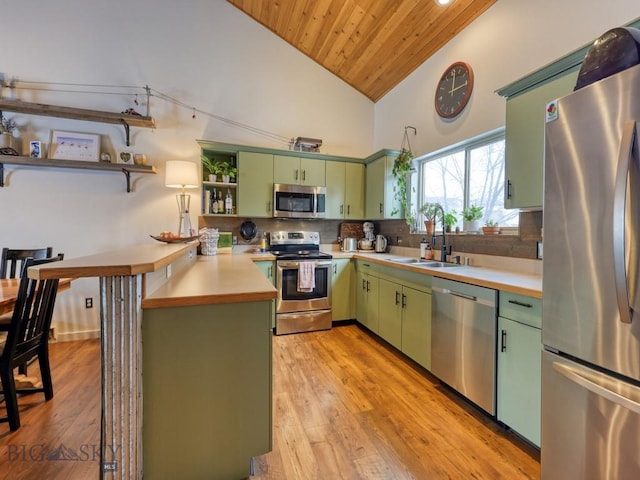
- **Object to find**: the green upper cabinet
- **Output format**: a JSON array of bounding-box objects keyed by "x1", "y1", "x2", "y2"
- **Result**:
[
  {"x1": 237, "y1": 151, "x2": 274, "y2": 217},
  {"x1": 326, "y1": 161, "x2": 365, "y2": 219},
  {"x1": 503, "y1": 69, "x2": 579, "y2": 209},
  {"x1": 365, "y1": 154, "x2": 400, "y2": 220},
  {"x1": 273, "y1": 155, "x2": 325, "y2": 186}
]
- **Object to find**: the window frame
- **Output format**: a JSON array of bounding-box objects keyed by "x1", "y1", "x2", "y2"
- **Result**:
[{"x1": 414, "y1": 128, "x2": 515, "y2": 233}]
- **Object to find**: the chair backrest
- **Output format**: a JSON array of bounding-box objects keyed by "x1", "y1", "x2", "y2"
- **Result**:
[
  {"x1": 2, "y1": 254, "x2": 64, "y2": 366},
  {"x1": 0, "y1": 247, "x2": 53, "y2": 279}
]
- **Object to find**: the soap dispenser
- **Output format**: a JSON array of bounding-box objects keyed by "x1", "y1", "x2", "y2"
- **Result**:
[{"x1": 420, "y1": 237, "x2": 428, "y2": 259}]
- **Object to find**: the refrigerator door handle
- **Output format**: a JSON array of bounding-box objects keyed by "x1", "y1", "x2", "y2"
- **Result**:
[
  {"x1": 553, "y1": 361, "x2": 640, "y2": 415},
  {"x1": 612, "y1": 120, "x2": 638, "y2": 324}
]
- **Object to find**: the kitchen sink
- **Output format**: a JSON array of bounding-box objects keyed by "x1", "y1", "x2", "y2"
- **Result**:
[
  {"x1": 416, "y1": 261, "x2": 465, "y2": 268},
  {"x1": 385, "y1": 258, "x2": 432, "y2": 264}
]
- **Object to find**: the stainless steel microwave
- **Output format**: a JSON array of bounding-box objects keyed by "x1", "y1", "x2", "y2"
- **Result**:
[{"x1": 273, "y1": 183, "x2": 326, "y2": 219}]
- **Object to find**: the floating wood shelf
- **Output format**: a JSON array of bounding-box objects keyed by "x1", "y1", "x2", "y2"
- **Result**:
[
  {"x1": 0, "y1": 98, "x2": 156, "y2": 146},
  {"x1": 0, "y1": 155, "x2": 156, "y2": 192}
]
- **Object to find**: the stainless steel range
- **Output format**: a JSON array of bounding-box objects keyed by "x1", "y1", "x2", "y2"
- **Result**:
[{"x1": 270, "y1": 231, "x2": 332, "y2": 335}]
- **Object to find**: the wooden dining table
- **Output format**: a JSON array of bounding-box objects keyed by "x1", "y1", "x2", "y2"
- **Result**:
[{"x1": 0, "y1": 277, "x2": 72, "y2": 316}]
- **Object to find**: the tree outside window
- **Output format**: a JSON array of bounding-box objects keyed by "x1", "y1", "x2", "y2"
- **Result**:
[{"x1": 418, "y1": 130, "x2": 518, "y2": 231}]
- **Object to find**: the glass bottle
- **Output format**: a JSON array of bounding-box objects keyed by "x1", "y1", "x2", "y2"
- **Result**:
[
  {"x1": 211, "y1": 189, "x2": 218, "y2": 214},
  {"x1": 225, "y1": 189, "x2": 233, "y2": 215},
  {"x1": 217, "y1": 190, "x2": 224, "y2": 214}
]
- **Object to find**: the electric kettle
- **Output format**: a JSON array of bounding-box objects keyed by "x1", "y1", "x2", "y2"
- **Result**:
[{"x1": 374, "y1": 235, "x2": 388, "y2": 253}]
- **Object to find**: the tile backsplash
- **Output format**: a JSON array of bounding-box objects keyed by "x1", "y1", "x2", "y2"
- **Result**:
[{"x1": 199, "y1": 210, "x2": 542, "y2": 259}]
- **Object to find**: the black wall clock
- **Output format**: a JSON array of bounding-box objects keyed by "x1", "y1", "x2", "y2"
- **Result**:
[{"x1": 434, "y1": 62, "x2": 474, "y2": 119}]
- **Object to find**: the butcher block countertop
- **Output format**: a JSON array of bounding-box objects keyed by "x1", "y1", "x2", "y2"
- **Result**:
[
  {"x1": 142, "y1": 254, "x2": 277, "y2": 309},
  {"x1": 335, "y1": 251, "x2": 542, "y2": 298}
]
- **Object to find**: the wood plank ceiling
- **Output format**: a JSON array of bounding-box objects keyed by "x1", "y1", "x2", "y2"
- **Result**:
[{"x1": 227, "y1": 0, "x2": 497, "y2": 102}]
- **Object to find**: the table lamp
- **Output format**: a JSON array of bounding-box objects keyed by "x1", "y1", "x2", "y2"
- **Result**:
[{"x1": 165, "y1": 160, "x2": 199, "y2": 237}]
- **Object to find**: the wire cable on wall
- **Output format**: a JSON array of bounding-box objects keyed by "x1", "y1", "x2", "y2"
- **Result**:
[{"x1": 1, "y1": 78, "x2": 292, "y2": 146}]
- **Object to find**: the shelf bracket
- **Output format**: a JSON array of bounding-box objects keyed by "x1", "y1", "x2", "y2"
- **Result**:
[
  {"x1": 122, "y1": 168, "x2": 132, "y2": 192},
  {"x1": 120, "y1": 119, "x2": 131, "y2": 146}
]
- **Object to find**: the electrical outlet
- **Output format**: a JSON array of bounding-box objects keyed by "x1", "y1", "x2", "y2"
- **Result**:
[
  {"x1": 85, "y1": 297, "x2": 93, "y2": 309},
  {"x1": 537, "y1": 241, "x2": 543, "y2": 259},
  {"x1": 166, "y1": 264, "x2": 172, "y2": 278}
]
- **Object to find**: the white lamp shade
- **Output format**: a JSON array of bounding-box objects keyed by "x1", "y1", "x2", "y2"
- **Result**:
[{"x1": 165, "y1": 160, "x2": 199, "y2": 189}]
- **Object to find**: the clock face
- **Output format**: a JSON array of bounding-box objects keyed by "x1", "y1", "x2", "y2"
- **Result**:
[{"x1": 435, "y1": 62, "x2": 474, "y2": 119}]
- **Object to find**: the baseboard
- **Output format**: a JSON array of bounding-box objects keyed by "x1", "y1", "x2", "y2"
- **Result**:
[{"x1": 53, "y1": 329, "x2": 100, "y2": 342}]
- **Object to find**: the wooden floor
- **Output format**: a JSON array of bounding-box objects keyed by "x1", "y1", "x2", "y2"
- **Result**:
[{"x1": 0, "y1": 325, "x2": 539, "y2": 479}]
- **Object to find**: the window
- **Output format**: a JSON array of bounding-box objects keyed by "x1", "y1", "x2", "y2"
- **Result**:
[{"x1": 416, "y1": 129, "x2": 518, "y2": 231}]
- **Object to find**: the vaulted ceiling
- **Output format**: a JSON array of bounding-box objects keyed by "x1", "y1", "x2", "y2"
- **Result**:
[{"x1": 227, "y1": 0, "x2": 497, "y2": 102}]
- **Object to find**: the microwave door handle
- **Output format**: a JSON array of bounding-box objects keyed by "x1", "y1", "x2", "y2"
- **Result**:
[{"x1": 613, "y1": 120, "x2": 638, "y2": 324}]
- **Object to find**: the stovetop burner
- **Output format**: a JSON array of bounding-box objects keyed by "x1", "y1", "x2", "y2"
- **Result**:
[{"x1": 269, "y1": 230, "x2": 332, "y2": 261}]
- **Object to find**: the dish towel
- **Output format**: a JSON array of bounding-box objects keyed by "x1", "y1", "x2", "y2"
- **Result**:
[{"x1": 297, "y1": 262, "x2": 316, "y2": 292}]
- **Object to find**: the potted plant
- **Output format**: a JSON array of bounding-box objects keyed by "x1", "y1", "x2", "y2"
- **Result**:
[
  {"x1": 462, "y1": 204, "x2": 484, "y2": 233},
  {"x1": 391, "y1": 148, "x2": 415, "y2": 227},
  {"x1": 482, "y1": 220, "x2": 500, "y2": 235},
  {"x1": 217, "y1": 161, "x2": 237, "y2": 183},
  {"x1": 0, "y1": 114, "x2": 17, "y2": 151},
  {"x1": 420, "y1": 202, "x2": 441, "y2": 234},
  {"x1": 201, "y1": 155, "x2": 218, "y2": 182},
  {"x1": 444, "y1": 210, "x2": 458, "y2": 233}
]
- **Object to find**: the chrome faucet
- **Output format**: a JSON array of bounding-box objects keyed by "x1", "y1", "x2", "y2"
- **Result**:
[{"x1": 431, "y1": 204, "x2": 451, "y2": 262}]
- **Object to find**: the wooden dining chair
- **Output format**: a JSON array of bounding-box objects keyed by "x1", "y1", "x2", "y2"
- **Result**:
[
  {"x1": 0, "y1": 247, "x2": 53, "y2": 279},
  {"x1": 0, "y1": 254, "x2": 64, "y2": 431}
]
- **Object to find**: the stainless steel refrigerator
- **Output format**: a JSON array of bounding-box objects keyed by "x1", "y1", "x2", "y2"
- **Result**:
[{"x1": 542, "y1": 63, "x2": 640, "y2": 478}]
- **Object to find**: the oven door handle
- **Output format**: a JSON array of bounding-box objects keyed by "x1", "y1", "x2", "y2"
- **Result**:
[{"x1": 277, "y1": 260, "x2": 332, "y2": 268}]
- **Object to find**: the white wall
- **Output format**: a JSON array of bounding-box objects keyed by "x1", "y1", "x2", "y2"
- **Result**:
[
  {"x1": 374, "y1": 0, "x2": 640, "y2": 156},
  {"x1": 0, "y1": 0, "x2": 373, "y2": 338}
]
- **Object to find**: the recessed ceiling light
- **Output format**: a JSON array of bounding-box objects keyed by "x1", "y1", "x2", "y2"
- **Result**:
[{"x1": 435, "y1": 0, "x2": 453, "y2": 5}]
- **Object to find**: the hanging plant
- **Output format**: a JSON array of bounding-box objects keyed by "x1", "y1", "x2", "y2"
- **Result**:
[{"x1": 391, "y1": 126, "x2": 417, "y2": 228}]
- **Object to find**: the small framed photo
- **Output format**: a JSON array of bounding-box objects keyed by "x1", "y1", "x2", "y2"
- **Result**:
[
  {"x1": 49, "y1": 130, "x2": 101, "y2": 162},
  {"x1": 29, "y1": 141, "x2": 43, "y2": 158}
]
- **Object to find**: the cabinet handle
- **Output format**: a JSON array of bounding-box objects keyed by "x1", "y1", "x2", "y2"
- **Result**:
[
  {"x1": 501, "y1": 329, "x2": 507, "y2": 352},
  {"x1": 340, "y1": 205, "x2": 344, "y2": 214},
  {"x1": 347, "y1": 205, "x2": 351, "y2": 215},
  {"x1": 395, "y1": 291, "x2": 400, "y2": 305},
  {"x1": 379, "y1": 202, "x2": 383, "y2": 214},
  {"x1": 402, "y1": 293, "x2": 407, "y2": 308},
  {"x1": 506, "y1": 180, "x2": 513, "y2": 200},
  {"x1": 362, "y1": 278, "x2": 366, "y2": 290},
  {"x1": 268, "y1": 266, "x2": 272, "y2": 277},
  {"x1": 508, "y1": 299, "x2": 533, "y2": 308},
  {"x1": 366, "y1": 280, "x2": 370, "y2": 292},
  {"x1": 302, "y1": 170, "x2": 306, "y2": 181},
  {"x1": 333, "y1": 264, "x2": 337, "y2": 275}
]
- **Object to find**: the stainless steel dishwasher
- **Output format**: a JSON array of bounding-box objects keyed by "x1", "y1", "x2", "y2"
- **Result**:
[{"x1": 431, "y1": 277, "x2": 497, "y2": 415}]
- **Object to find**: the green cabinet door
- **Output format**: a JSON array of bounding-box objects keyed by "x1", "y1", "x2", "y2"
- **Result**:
[
  {"x1": 332, "y1": 259, "x2": 355, "y2": 321},
  {"x1": 238, "y1": 151, "x2": 274, "y2": 217},
  {"x1": 401, "y1": 286, "x2": 431, "y2": 370},
  {"x1": 254, "y1": 260, "x2": 276, "y2": 330},
  {"x1": 274, "y1": 155, "x2": 325, "y2": 186},
  {"x1": 365, "y1": 154, "x2": 400, "y2": 220},
  {"x1": 344, "y1": 162, "x2": 365, "y2": 219},
  {"x1": 378, "y1": 278, "x2": 403, "y2": 350},
  {"x1": 504, "y1": 70, "x2": 578, "y2": 209},
  {"x1": 497, "y1": 316, "x2": 542, "y2": 447},
  {"x1": 356, "y1": 268, "x2": 379, "y2": 334},
  {"x1": 300, "y1": 157, "x2": 326, "y2": 186},
  {"x1": 325, "y1": 161, "x2": 364, "y2": 219},
  {"x1": 325, "y1": 161, "x2": 346, "y2": 218}
]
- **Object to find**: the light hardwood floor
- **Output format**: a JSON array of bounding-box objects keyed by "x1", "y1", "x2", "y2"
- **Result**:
[{"x1": 0, "y1": 325, "x2": 540, "y2": 479}]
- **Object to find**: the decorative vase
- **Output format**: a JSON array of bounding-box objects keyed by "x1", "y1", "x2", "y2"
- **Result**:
[
  {"x1": 208, "y1": 174, "x2": 217, "y2": 182},
  {"x1": 0, "y1": 133, "x2": 14, "y2": 150},
  {"x1": 222, "y1": 174, "x2": 230, "y2": 184},
  {"x1": 424, "y1": 220, "x2": 435, "y2": 235}
]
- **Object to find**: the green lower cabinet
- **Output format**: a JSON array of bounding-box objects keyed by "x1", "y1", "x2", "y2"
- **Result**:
[
  {"x1": 401, "y1": 286, "x2": 431, "y2": 370},
  {"x1": 378, "y1": 278, "x2": 403, "y2": 350},
  {"x1": 497, "y1": 315, "x2": 542, "y2": 447},
  {"x1": 356, "y1": 269, "x2": 379, "y2": 334},
  {"x1": 254, "y1": 260, "x2": 276, "y2": 329},
  {"x1": 332, "y1": 258, "x2": 355, "y2": 321}
]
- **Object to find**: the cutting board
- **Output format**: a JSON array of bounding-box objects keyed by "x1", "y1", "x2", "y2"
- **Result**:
[{"x1": 339, "y1": 222, "x2": 363, "y2": 239}]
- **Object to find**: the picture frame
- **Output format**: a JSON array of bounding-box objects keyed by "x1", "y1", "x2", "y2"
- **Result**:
[
  {"x1": 49, "y1": 130, "x2": 101, "y2": 162},
  {"x1": 29, "y1": 140, "x2": 43, "y2": 158}
]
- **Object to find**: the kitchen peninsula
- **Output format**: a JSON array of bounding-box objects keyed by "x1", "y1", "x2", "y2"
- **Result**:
[{"x1": 28, "y1": 243, "x2": 277, "y2": 480}]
